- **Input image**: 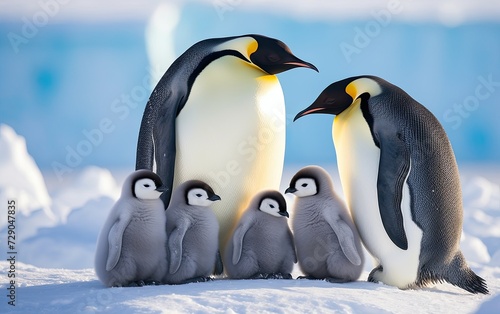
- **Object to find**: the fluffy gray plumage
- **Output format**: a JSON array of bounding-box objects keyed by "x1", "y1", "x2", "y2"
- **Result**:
[
  {"x1": 286, "y1": 166, "x2": 364, "y2": 283},
  {"x1": 224, "y1": 190, "x2": 296, "y2": 279},
  {"x1": 164, "y1": 180, "x2": 222, "y2": 284},
  {"x1": 94, "y1": 170, "x2": 167, "y2": 287}
]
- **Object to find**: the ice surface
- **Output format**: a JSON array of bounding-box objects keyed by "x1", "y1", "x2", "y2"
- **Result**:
[{"x1": 0, "y1": 261, "x2": 497, "y2": 313}]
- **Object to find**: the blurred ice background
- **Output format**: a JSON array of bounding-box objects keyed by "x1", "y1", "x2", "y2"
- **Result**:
[{"x1": 1, "y1": 0, "x2": 499, "y2": 174}]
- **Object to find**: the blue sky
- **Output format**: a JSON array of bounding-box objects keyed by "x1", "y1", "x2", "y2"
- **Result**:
[{"x1": 0, "y1": 1, "x2": 499, "y2": 177}]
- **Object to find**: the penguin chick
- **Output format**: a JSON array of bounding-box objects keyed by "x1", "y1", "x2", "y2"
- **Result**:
[
  {"x1": 164, "y1": 180, "x2": 222, "y2": 284},
  {"x1": 285, "y1": 166, "x2": 364, "y2": 283},
  {"x1": 224, "y1": 190, "x2": 296, "y2": 279},
  {"x1": 94, "y1": 170, "x2": 168, "y2": 287}
]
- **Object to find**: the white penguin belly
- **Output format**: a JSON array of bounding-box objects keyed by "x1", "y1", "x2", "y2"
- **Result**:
[
  {"x1": 173, "y1": 57, "x2": 286, "y2": 245},
  {"x1": 333, "y1": 99, "x2": 423, "y2": 288}
]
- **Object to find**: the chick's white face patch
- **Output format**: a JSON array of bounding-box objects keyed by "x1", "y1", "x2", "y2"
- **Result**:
[
  {"x1": 187, "y1": 188, "x2": 214, "y2": 207},
  {"x1": 259, "y1": 198, "x2": 283, "y2": 217},
  {"x1": 294, "y1": 178, "x2": 317, "y2": 197},
  {"x1": 134, "y1": 178, "x2": 162, "y2": 200}
]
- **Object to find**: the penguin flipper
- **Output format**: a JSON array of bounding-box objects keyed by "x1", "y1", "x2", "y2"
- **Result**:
[
  {"x1": 376, "y1": 131, "x2": 410, "y2": 250},
  {"x1": 168, "y1": 218, "x2": 191, "y2": 274},
  {"x1": 232, "y1": 222, "x2": 250, "y2": 265},
  {"x1": 106, "y1": 211, "x2": 133, "y2": 271},
  {"x1": 135, "y1": 100, "x2": 156, "y2": 171},
  {"x1": 136, "y1": 87, "x2": 184, "y2": 208},
  {"x1": 214, "y1": 250, "x2": 224, "y2": 275},
  {"x1": 324, "y1": 212, "x2": 362, "y2": 266},
  {"x1": 154, "y1": 111, "x2": 177, "y2": 207}
]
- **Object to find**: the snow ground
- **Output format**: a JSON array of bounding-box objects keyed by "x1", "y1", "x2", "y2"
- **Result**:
[
  {"x1": 0, "y1": 262, "x2": 499, "y2": 314},
  {"x1": 0, "y1": 125, "x2": 499, "y2": 313}
]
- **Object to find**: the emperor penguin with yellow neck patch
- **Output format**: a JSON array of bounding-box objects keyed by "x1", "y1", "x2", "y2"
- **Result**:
[
  {"x1": 136, "y1": 34, "x2": 317, "y2": 249},
  {"x1": 294, "y1": 75, "x2": 488, "y2": 294}
]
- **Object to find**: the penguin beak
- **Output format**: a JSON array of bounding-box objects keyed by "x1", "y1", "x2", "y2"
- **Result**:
[
  {"x1": 282, "y1": 58, "x2": 319, "y2": 73},
  {"x1": 208, "y1": 194, "x2": 221, "y2": 202},
  {"x1": 255, "y1": 55, "x2": 318, "y2": 75},
  {"x1": 279, "y1": 211, "x2": 290, "y2": 218},
  {"x1": 156, "y1": 186, "x2": 169, "y2": 194},
  {"x1": 285, "y1": 187, "x2": 297, "y2": 194},
  {"x1": 293, "y1": 104, "x2": 329, "y2": 121},
  {"x1": 293, "y1": 100, "x2": 333, "y2": 122}
]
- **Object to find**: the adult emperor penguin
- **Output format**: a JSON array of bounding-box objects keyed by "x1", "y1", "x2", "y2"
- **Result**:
[
  {"x1": 285, "y1": 165, "x2": 364, "y2": 283},
  {"x1": 164, "y1": 180, "x2": 223, "y2": 284},
  {"x1": 135, "y1": 34, "x2": 318, "y2": 249},
  {"x1": 294, "y1": 76, "x2": 488, "y2": 294},
  {"x1": 224, "y1": 190, "x2": 296, "y2": 279},
  {"x1": 94, "y1": 170, "x2": 167, "y2": 287}
]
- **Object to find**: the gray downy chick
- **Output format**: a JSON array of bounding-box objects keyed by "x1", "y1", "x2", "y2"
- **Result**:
[
  {"x1": 94, "y1": 170, "x2": 167, "y2": 287},
  {"x1": 164, "y1": 180, "x2": 222, "y2": 284},
  {"x1": 224, "y1": 190, "x2": 296, "y2": 279},
  {"x1": 286, "y1": 165, "x2": 364, "y2": 283}
]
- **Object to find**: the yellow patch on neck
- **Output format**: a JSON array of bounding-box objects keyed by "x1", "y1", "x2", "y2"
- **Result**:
[
  {"x1": 216, "y1": 36, "x2": 258, "y2": 60},
  {"x1": 247, "y1": 39, "x2": 258, "y2": 57},
  {"x1": 345, "y1": 81, "x2": 357, "y2": 100},
  {"x1": 346, "y1": 77, "x2": 382, "y2": 100},
  {"x1": 256, "y1": 74, "x2": 278, "y2": 84}
]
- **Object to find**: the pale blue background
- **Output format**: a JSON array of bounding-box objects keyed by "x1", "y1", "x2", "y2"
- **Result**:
[{"x1": 1, "y1": 2, "x2": 499, "y2": 176}]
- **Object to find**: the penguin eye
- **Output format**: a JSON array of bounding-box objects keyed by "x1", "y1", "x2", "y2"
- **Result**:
[
  {"x1": 196, "y1": 193, "x2": 202, "y2": 197},
  {"x1": 301, "y1": 183, "x2": 308, "y2": 187},
  {"x1": 269, "y1": 204, "x2": 275, "y2": 209},
  {"x1": 267, "y1": 53, "x2": 280, "y2": 63},
  {"x1": 144, "y1": 184, "x2": 150, "y2": 188},
  {"x1": 325, "y1": 97, "x2": 335, "y2": 105}
]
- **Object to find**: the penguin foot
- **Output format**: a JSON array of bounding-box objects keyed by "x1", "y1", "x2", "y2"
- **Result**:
[
  {"x1": 297, "y1": 275, "x2": 320, "y2": 280},
  {"x1": 250, "y1": 273, "x2": 268, "y2": 280},
  {"x1": 181, "y1": 276, "x2": 213, "y2": 284},
  {"x1": 248, "y1": 273, "x2": 293, "y2": 280},
  {"x1": 127, "y1": 280, "x2": 146, "y2": 287},
  {"x1": 279, "y1": 273, "x2": 293, "y2": 280},
  {"x1": 266, "y1": 273, "x2": 293, "y2": 280},
  {"x1": 325, "y1": 277, "x2": 352, "y2": 284},
  {"x1": 143, "y1": 280, "x2": 161, "y2": 286},
  {"x1": 368, "y1": 265, "x2": 383, "y2": 283},
  {"x1": 249, "y1": 273, "x2": 293, "y2": 279}
]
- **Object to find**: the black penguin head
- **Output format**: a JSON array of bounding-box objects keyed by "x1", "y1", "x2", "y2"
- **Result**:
[
  {"x1": 212, "y1": 34, "x2": 318, "y2": 75},
  {"x1": 257, "y1": 191, "x2": 289, "y2": 218},
  {"x1": 294, "y1": 75, "x2": 383, "y2": 120},
  {"x1": 183, "y1": 180, "x2": 221, "y2": 207},
  {"x1": 130, "y1": 170, "x2": 167, "y2": 200},
  {"x1": 245, "y1": 34, "x2": 318, "y2": 74}
]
